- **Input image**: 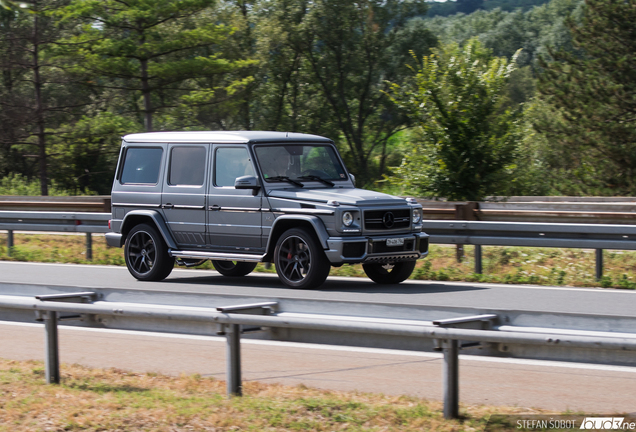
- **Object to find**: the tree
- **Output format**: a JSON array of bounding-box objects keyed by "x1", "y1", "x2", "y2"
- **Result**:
[
  {"x1": 257, "y1": 0, "x2": 437, "y2": 186},
  {"x1": 536, "y1": 0, "x2": 636, "y2": 195},
  {"x1": 0, "y1": 0, "x2": 89, "y2": 195},
  {"x1": 387, "y1": 39, "x2": 523, "y2": 201},
  {"x1": 57, "y1": 0, "x2": 253, "y2": 132}
]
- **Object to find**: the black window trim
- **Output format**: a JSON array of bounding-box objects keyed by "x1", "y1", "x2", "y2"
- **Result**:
[
  {"x1": 119, "y1": 146, "x2": 164, "y2": 186},
  {"x1": 213, "y1": 144, "x2": 256, "y2": 188},
  {"x1": 167, "y1": 144, "x2": 207, "y2": 187}
]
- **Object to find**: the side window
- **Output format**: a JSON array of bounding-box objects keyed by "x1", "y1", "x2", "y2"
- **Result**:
[
  {"x1": 215, "y1": 147, "x2": 255, "y2": 187},
  {"x1": 169, "y1": 146, "x2": 206, "y2": 186},
  {"x1": 120, "y1": 147, "x2": 163, "y2": 185}
]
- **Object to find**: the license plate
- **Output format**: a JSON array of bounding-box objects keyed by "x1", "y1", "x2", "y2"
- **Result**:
[{"x1": 386, "y1": 238, "x2": 404, "y2": 247}]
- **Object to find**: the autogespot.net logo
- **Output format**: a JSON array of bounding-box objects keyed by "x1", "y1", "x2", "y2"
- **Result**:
[{"x1": 580, "y1": 418, "x2": 636, "y2": 430}]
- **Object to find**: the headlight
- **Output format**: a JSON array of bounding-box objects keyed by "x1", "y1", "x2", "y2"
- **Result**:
[
  {"x1": 342, "y1": 211, "x2": 354, "y2": 227},
  {"x1": 412, "y1": 208, "x2": 422, "y2": 224}
]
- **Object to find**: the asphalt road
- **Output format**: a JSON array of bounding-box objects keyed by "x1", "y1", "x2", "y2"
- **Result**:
[{"x1": 0, "y1": 261, "x2": 634, "y2": 317}]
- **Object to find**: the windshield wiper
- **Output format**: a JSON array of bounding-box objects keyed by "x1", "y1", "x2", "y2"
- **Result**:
[
  {"x1": 267, "y1": 176, "x2": 304, "y2": 187},
  {"x1": 297, "y1": 175, "x2": 335, "y2": 187}
]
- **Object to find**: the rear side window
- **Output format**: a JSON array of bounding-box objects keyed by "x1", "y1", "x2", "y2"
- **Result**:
[
  {"x1": 169, "y1": 146, "x2": 206, "y2": 186},
  {"x1": 120, "y1": 147, "x2": 163, "y2": 185}
]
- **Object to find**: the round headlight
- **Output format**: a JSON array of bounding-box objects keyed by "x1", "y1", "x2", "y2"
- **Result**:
[
  {"x1": 412, "y1": 208, "x2": 422, "y2": 224},
  {"x1": 342, "y1": 211, "x2": 354, "y2": 227}
]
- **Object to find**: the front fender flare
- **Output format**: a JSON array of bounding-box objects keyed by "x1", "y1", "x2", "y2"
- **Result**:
[
  {"x1": 266, "y1": 215, "x2": 330, "y2": 254},
  {"x1": 121, "y1": 210, "x2": 177, "y2": 249}
]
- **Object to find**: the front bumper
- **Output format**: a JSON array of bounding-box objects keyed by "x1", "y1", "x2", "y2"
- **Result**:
[{"x1": 324, "y1": 232, "x2": 429, "y2": 264}]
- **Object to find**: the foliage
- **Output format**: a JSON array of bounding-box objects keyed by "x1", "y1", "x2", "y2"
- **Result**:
[
  {"x1": 422, "y1": 0, "x2": 582, "y2": 71},
  {"x1": 536, "y1": 0, "x2": 636, "y2": 195},
  {"x1": 387, "y1": 39, "x2": 525, "y2": 200},
  {"x1": 427, "y1": 0, "x2": 553, "y2": 17},
  {"x1": 55, "y1": 0, "x2": 254, "y2": 132},
  {"x1": 254, "y1": 0, "x2": 437, "y2": 186},
  {"x1": 0, "y1": 173, "x2": 77, "y2": 196},
  {"x1": 0, "y1": 0, "x2": 91, "y2": 195}
]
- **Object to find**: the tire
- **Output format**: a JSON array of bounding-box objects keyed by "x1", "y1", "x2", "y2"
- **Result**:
[
  {"x1": 362, "y1": 261, "x2": 416, "y2": 285},
  {"x1": 124, "y1": 223, "x2": 174, "y2": 281},
  {"x1": 274, "y1": 227, "x2": 330, "y2": 289},
  {"x1": 212, "y1": 261, "x2": 257, "y2": 277}
]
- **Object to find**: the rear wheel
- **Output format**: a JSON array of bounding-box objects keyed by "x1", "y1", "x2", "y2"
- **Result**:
[
  {"x1": 274, "y1": 227, "x2": 330, "y2": 289},
  {"x1": 212, "y1": 261, "x2": 257, "y2": 277},
  {"x1": 124, "y1": 224, "x2": 174, "y2": 281},
  {"x1": 362, "y1": 261, "x2": 416, "y2": 285}
]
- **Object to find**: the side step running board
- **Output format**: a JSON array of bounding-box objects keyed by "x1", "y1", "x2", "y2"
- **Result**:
[{"x1": 170, "y1": 250, "x2": 265, "y2": 263}]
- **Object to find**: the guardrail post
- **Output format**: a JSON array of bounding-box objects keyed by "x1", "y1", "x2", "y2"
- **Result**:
[
  {"x1": 225, "y1": 323, "x2": 242, "y2": 397},
  {"x1": 596, "y1": 249, "x2": 603, "y2": 281},
  {"x1": 442, "y1": 339, "x2": 459, "y2": 419},
  {"x1": 43, "y1": 311, "x2": 60, "y2": 384},
  {"x1": 7, "y1": 229, "x2": 14, "y2": 256},
  {"x1": 474, "y1": 245, "x2": 482, "y2": 274},
  {"x1": 85, "y1": 233, "x2": 93, "y2": 261}
]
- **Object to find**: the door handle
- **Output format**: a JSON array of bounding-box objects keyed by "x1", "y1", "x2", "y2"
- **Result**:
[
  {"x1": 162, "y1": 203, "x2": 174, "y2": 209},
  {"x1": 208, "y1": 205, "x2": 221, "y2": 211}
]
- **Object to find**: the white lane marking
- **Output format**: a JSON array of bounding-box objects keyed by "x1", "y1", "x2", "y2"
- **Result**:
[{"x1": 2, "y1": 320, "x2": 635, "y2": 374}]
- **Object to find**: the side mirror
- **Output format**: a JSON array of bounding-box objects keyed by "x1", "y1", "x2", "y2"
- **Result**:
[
  {"x1": 349, "y1": 173, "x2": 356, "y2": 186},
  {"x1": 235, "y1": 175, "x2": 261, "y2": 190}
]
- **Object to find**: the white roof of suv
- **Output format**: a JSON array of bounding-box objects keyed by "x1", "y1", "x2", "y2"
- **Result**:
[{"x1": 122, "y1": 131, "x2": 332, "y2": 144}]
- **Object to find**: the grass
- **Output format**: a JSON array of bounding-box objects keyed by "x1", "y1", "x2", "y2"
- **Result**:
[
  {"x1": 0, "y1": 358, "x2": 556, "y2": 431},
  {"x1": 0, "y1": 232, "x2": 635, "y2": 289}
]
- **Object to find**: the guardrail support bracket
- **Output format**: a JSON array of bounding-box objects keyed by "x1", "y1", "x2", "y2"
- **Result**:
[
  {"x1": 7, "y1": 229, "x2": 13, "y2": 257},
  {"x1": 441, "y1": 338, "x2": 459, "y2": 419},
  {"x1": 216, "y1": 302, "x2": 278, "y2": 397},
  {"x1": 43, "y1": 311, "x2": 60, "y2": 384},
  {"x1": 225, "y1": 324, "x2": 242, "y2": 397},
  {"x1": 596, "y1": 249, "x2": 603, "y2": 281}
]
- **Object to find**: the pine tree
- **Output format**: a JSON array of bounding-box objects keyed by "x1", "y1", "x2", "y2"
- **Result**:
[{"x1": 537, "y1": 0, "x2": 636, "y2": 194}]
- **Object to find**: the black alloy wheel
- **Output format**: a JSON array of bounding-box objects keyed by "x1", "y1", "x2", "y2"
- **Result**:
[
  {"x1": 124, "y1": 223, "x2": 174, "y2": 281},
  {"x1": 274, "y1": 227, "x2": 330, "y2": 289},
  {"x1": 362, "y1": 261, "x2": 416, "y2": 284},
  {"x1": 212, "y1": 260, "x2": 258, "y2": 277}
]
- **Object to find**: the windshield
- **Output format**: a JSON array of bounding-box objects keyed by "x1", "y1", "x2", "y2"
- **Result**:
[{"x1": 254, "y1": 144, "x2": 347, "y2": 183}]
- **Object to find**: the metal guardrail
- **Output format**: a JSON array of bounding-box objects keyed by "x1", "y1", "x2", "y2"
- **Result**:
[
  {"x1": 421, "y1": 220, "x2": 636, "y2": 279},
  {"x1": 0, "y1": 211, "x2": 110, "y2": 260},
  {"x1": 1, "y1": 210, "x2": 635, "y2": 278},
  {"x1": 0, "y1": 196, "x2": 111, "y2": 213},
  {"x1": 2, "y1": 292, "x2": 636, "y2": 419}
]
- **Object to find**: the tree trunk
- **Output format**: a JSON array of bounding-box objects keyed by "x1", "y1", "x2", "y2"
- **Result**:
[
  {"x1": 140, "y1": 58, "x2": 152, "y2": 132},
  {"x1": 32, "y1": 7, "x2": 48, "y2": 196}
]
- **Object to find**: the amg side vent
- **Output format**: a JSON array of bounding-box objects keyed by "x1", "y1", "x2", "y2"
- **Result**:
[{"x1": 364, "y1": 209, "x2": 410, "y2": 230}]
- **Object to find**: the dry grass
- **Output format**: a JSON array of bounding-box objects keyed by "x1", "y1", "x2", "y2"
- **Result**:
[
  {"x1": 1, "y1": 233, "x2": 635, "y2": 289},
  {"x1": 0, "y1": 358, "x2": 552, "y2": 432}
]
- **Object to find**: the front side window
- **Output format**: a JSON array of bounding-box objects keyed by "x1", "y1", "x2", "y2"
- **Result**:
[
  {"x1": 120, "y1": 147, "x2": 163, "y2": 185},
  {"x1": 254, "y1": 144, "x2": 346, "y2": 182},
  {"x1": 214, "y1": 147, "x2": 255, "y2": 187},
  {"x1": 169, "y1": 146, "x2": 206, "y2": 186}
]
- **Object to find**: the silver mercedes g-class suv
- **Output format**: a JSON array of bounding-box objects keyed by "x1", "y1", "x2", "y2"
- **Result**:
[{"x1": 106, "y1": 131, "x2": 429, "y2": 289}]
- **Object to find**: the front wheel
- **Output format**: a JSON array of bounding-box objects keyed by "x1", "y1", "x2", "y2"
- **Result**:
[
  {"x1": 212, "y1": 261, "x2": 257, "y2": 277},
  {"x1": 274, "y1": 227, "x2": 330, "y2": 289},
  {"x1": 124, "y1": 224, "x2": 174, "y2": 281},
  {"x1": 362, "y1": 261, "x2": 416, "y2": 285}
]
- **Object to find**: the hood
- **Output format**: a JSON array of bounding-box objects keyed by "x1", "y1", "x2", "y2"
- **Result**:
[{"x1": 267, "y1": 188, "x2": 407, "y2": 206}]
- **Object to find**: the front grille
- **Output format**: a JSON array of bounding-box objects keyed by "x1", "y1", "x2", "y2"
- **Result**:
[{"x1": 364, "y1": 209, "x2": 410, "y2": 231}]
